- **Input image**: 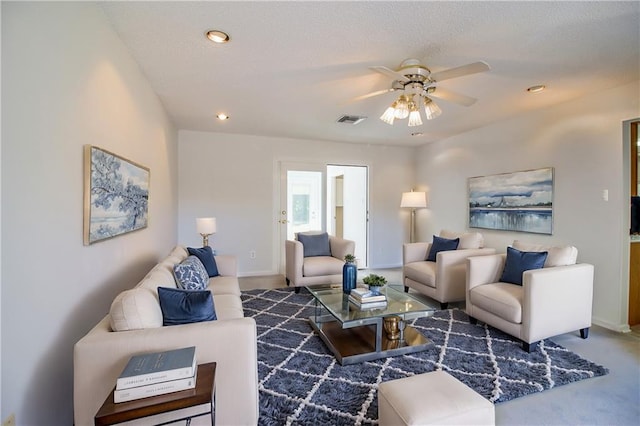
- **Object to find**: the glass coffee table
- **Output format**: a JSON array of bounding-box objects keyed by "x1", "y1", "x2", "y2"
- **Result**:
[{"x1": 306, "y1": 284, "x2": 437, "y2": 365}]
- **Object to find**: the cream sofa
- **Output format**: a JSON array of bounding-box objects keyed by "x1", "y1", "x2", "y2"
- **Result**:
[{"x1": 73, "y1": 246, "x2": 258, "y2": 426}]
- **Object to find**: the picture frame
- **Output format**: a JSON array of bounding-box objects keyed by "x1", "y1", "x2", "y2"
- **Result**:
[
  {"x1": 83, "y1": 145, "x2": 150, "y2": 245},
  {"x1": 468, "y1": 167, "x2": 553, "y2": 234}
]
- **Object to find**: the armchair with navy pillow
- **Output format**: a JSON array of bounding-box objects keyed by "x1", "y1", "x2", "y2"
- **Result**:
[
  {"x1": 466, "y1": 240, "x2": 594, "y2": 352},
  {"x1": 285, "y1": 231, "x2": 355, "y2": 293},
  {"x1": 402, "y1": 230, "x2": 496, "y2": 309}
]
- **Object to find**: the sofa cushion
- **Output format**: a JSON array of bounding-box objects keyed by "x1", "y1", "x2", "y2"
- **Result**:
[
  {"x1": 173, "y1": 256, "x2": 209, "y2": 290},
  {"x1": 427, "y1": 235, "x2": 460, "y2": 261},
  {"x1": 209, "y1": 276, "x2": 242, "y2": 296},
  {"x1": 404, "y1": 261, "x2": 436, "y2": 288},
  {"x1": 500, "y1": 247, "x2": 548, "y2": 286},
  {"x1": 170, "y1": 245, "x2": 189, "y2": 259},
  {"x1": 512, "y1": 240, "x2": 578, "y2": 267},
  {"x1": 469, "y1": 283, "x2": 523, "y2": 323},
  {"x1": 110, "y1": 288, "x2": 163, "y2": 331},
  {"x1": 187, "y1": 246, "x2": 219, "y2": 277},
  {"x1": 303, "y1": 256, "x2": 343, "y2": 277},
  {"x1": 157, "y1": 287, "x2": 217, "y2": 326},
  {"x1": 440, "y1": 230, "x2": 484, "y2": 249},
  {"x1": 137, "y1": 266, "x2": 177, "y2": 293},
  {"x1": 212, "y1": 294, "x2": 245, "y2": 320},
  {"x1": 298, "y1": 232, "x2": 331, "y2": 257}
]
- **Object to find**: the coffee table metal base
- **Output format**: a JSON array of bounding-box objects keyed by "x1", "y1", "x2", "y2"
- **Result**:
[{"x1": 308, "y1": 317, "x2": 431, "y2": 365}]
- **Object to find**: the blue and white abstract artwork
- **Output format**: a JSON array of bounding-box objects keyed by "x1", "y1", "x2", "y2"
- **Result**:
[
  {"x1": 468, "y1": 167, "x2": 553, "y2": 234},
  {"x1": 84, "y1": 146, "x2": 149, "y2": 244}
]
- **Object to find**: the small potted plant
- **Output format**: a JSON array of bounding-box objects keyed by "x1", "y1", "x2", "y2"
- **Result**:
[
  {"x1": 362, "y1": 274, "x2": 387, "y2": 295},
  {"x1": 344, "y1": 254, "x2": 356, "y2": 263}
]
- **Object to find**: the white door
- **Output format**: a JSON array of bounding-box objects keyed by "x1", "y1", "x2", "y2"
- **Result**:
[{"x1": 277, "y1": 162, "x2": 326, "y2": 274}]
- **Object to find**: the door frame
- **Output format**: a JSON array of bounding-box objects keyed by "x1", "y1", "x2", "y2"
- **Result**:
[
  {"x1": 273, "y1": 160, "x2": 370, "y2": 275},
  {"x1": 275, "y1": 161, "x2": 327, "y2": 275}
]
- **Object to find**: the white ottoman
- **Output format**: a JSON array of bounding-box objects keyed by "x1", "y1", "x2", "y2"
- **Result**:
[{"x1": 378, "y1": 371, "x2": 495, "y2": 425}]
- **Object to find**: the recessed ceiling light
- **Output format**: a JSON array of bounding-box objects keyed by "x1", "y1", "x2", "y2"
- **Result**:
[
  {"x1": 526, "y1": 85, "x2": 546, "y2": 93},
  {"x1": 216, "y1": 113, "x2": 229, "y2": 120},
  {"x1": 206, "y1": 30, "x2": 230, "y2": 44}
]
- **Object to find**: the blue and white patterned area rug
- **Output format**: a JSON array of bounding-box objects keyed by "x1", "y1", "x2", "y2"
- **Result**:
[{"x1": 241, "y1": 288, "x2": 608, "y2": 426}]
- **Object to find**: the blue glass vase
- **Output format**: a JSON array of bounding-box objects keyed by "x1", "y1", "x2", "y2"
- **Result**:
[{"x1": 342, "y1": 261, "x2": 357, "y2": 294}]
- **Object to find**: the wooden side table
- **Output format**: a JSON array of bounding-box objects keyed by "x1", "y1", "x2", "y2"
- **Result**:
[{"x1": 95, "y1": 362, "x2": 216, "y2": 426}]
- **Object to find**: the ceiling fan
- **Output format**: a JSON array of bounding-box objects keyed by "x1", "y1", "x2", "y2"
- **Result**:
[{"x1": 355, "y1": 58, "x2": 490, "y2": 126}]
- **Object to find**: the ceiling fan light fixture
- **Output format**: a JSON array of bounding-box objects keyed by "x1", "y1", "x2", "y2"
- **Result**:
[
  {"x1": 407, "y1": 97, "x2": 423, "y2": 127},
  {"x1": 408, "y1": 110, "x2": 423, "y2": 127},
  {"x1": 394, "y1": 95, "x2": 410, "y2": 119},
  {"x1": 379, "y1": 105, "x2": 396, "y2": 125},
  {"x1": 423, "y1": 97, "x2": 442, "y2": 120}
]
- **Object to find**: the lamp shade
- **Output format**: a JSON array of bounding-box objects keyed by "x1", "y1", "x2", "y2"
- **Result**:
[
  {"x1": 196, "y1": 217, "x2": 217, "y2": 234},
  {"x1": 400, "y1": 191, "x2": 427, "y2": 208}
]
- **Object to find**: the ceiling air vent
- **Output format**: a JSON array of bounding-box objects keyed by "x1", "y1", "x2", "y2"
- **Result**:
[{"x1": 337, "y1": 115, "x2": 367, "y2": 125}]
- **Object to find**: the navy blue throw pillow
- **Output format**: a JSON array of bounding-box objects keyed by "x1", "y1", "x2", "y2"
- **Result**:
[
  {"x1": 157, "y1": 287, "x2": 217, "y2": 326},
  {"x1": 298, "y1": 232, "x2": 331, "y2": 257},
  {"x1": 187, "y1": 246, "x2": 219, "y2": 277},
  {"x1": 426, "y1": 235, "x2": 460, "y2": 262},
  {"x1": 500, "y1": 247, "x2": 548, "y2": 286}
]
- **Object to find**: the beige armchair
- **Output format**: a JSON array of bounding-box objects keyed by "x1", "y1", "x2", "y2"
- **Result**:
[
  {"x1": 466, "y1": 240, "x2": 594, "y2": 352},
  {"x1": 403, "y1": 230, "x2": 496, "y2": 309},
  {"x1": 285, "y1": 232, "x2": 355, "y2": 293}
]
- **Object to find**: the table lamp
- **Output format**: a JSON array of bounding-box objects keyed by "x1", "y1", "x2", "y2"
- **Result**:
[{"x1": 196, "y1": 217, "x2": 217, "y2": 247}]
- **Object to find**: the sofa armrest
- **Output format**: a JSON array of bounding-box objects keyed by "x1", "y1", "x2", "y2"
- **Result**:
[
  {"x1": 436, "y1": 248, "x2": 497, "y2": 288},
  {"x1": 74, "y1": 316, "x2": 258, "y2": 426},
  {"x1": 285, "y1": 239, "x2": 304, "y2": 282},
  {"x1": 466, "y1": 254, "x2": 506, "y2": 291},
  {"x1": 214, "y1": 255, "x2": 237, "y2": 277},
  {"x1": 403, "y1": 243, "x2": 431, "y2": 264},
  {"x1": 329, "y1": 236, "x2": 355, "y2": 261},
  {"x1": 437, "y1": 248, "x2": 497, "y2": 271},
  {"x1": 523, "y1": 263, "x2": 594, "y2": 342}
]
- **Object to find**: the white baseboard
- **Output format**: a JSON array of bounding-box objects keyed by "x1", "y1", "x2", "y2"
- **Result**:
[{"x1": 592, "y1": 316, "x2": 631, "y2": 333}]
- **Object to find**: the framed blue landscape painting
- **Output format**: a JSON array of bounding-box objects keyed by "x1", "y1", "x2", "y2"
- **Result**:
[
  {"x1": 468, "y1": 167, "x2": 553, "y2": 234},
  {"x1": 83, "y1": 146, "x2": 150, "y2": 245}
]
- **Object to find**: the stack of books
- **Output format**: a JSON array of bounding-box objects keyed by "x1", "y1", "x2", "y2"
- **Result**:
[
  {"x1": 349, "y1": 287, "x2": 387, "y2": 310},
  {"x1": 114, "y1": 346, "x2": 198, "y2": 403}
]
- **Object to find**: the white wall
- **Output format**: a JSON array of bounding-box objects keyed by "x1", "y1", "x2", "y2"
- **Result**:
[
  {"x1": 178, "y1": 131, "x2": 416, "y2": 274},
  {"x1": 1, "y1": 3, "x2": 178, "y2": 424},
  {"x1": 415, "y1": 81, "x2": 640, "y2": 332}
]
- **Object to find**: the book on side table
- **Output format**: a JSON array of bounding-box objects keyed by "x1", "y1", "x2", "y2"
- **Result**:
[
  {"x1": 115, "y1": 346, "x2": 197, "y2": 403},
  {"x1": 114, "y1": 365, "x2": 198, "y2": 403}
]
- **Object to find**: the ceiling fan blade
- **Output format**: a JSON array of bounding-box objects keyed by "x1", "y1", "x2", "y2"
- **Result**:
[
  {"x1": 370, "y1": 66, "x2": 410, "y2": 82},
  {"x1": 350, "y1": 88, "x2": 396, "y2": 102},
  {"x1": 430, "y1": 61, "x2": 490, "y2": 82},
  {"x1": 428, "y1": 87, "x2": 477, "y2": 106}
]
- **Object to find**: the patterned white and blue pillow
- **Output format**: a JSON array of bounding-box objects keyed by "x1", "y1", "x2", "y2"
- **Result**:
[{"x1": 173, "y1": 256, "x2": 209, "y2": 290}]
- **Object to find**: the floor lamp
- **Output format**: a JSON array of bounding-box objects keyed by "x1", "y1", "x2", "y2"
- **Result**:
[{"x1": 401, "y1": 191, "x2": 427, "y2": 243}]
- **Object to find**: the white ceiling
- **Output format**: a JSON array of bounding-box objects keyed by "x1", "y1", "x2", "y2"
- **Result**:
[{"x1": 101, "y1": 1, "x2": 640, "y2": 147}]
